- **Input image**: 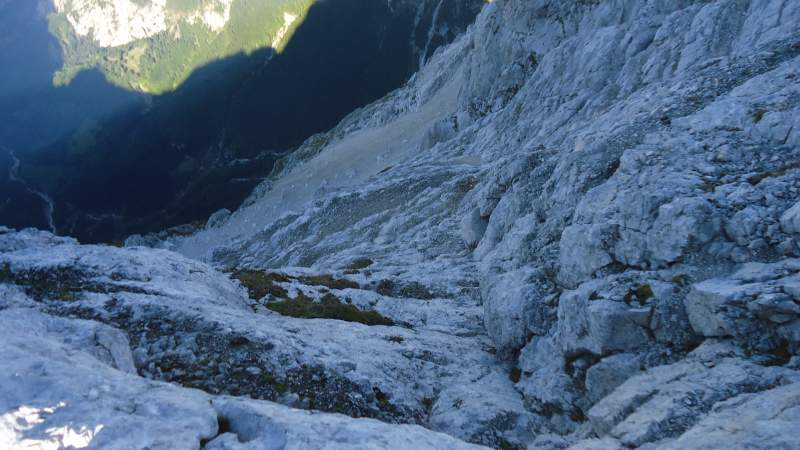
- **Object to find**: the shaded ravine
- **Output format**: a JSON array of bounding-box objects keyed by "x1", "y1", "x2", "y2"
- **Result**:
[
  {"x1": 1, "y1": 146, "x2": 55, "y2": 233},
  {"x1": 4, "y1": 0, "x2": 485, "y2": 244}
]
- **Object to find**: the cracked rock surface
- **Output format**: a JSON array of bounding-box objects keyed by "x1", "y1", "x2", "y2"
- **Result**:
[{"x1": 3, "y1": 0, "x2": 800, "y2": 448}]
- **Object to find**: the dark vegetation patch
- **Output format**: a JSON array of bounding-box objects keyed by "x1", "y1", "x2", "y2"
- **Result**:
[
  {"x1": 747, "y1": 161, "x2": 800, "y2": 185},
  {"x1": 624, "y1": 284, "x2": 654, "y2": 306},
  {"x1": 564, "y1": 352, "x2": 601, "y2": 388},
  {"x1": 298, "y1": 274, "x2": 359, "y2": 290},
  {"x1": 345, "y1": 258, "x2": 374, "y2": 270},
  {"x1": 498, "y1": 439, "x2": 523, "y2": 450},
  {"x1": 373, "y1": 387, "x2": 391, "y2": 408},
  {"x1": 509, "y1": 367, "x2": 522, "y2": 383},
  {"x1": 229, "y1": 269, "x2": 390, "y2": 326},
  {"x1": 0, "y1": 263, "x2": 82, "y2": 301},
  {"x1": 671, "y1": 274, "x2": 690, "y2": 286},
  {"x1": 701, "y1": 179, "x2": 719, "y2": 193},
  {"x1": 376, "y1": 279, "x2": 437, "y2": 300},
  {"x1": 232, "y1": 270, "x2": 290, "y2": 300},
  {"x1": 232, "y1": 269, "x2": 360, "y2": 300},
  {"x1": 0, "y1": 262, "x2": 150, "y2": 301},
  {"x1": 162, "y1": 221, "x2": 205, "y2": 238},
  {"x1": 764, "y1": 339, "x2": 792, "y2": 367},
  {"x1": 267, "y1": 292, "x2": 393, "y2": 326}
]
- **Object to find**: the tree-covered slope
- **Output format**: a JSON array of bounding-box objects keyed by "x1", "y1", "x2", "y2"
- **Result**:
[{"x1": 50, "y1": 0, "x2": 314, "y2": 94}]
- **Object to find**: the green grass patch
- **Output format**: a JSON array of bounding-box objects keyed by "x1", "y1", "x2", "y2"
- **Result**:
[
  {"x1": 233, "y1": 270, "x2": 290, "y2": 300},
  {"x1": 267, "y1": 292, "x2": 393, "y2": 326},
  {"x1": 346, "y1": 258, "x2": 374, "y2": 270},
  {"x1": 298, "y1": 274, "x2": 359, "y2": 290},
  {"x1": 671, "y1": 274, "x2": 690, "y2": 287}
]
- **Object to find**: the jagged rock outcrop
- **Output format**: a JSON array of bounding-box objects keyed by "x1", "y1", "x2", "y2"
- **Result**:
[{"x1": 3, "y1": 0, "x2": 800, "y2": 448}]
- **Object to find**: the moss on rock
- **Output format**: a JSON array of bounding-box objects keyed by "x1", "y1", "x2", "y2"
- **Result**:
[
  {"x1": 267, "y1": 293, "x2": 393, "y2": 326},
  {"x1": 233, "y1": 270, "x2": 290, "y2": 300},
  {"x1": 299, "y1": 274, "x2": 360, "y2": 290}
]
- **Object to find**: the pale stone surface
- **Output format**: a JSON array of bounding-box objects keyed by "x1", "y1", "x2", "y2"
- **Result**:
[
  {"x1": 0, "y1": 308, "x2": 486, "y2": 450},
  {"x1": 206, "y1": 208, "x2": 232, "y2": 229},
  {"x1": 585, "y1": 354, "x2": 799, "y2": 448},
  {"x1": 6, "y1": 0, "x2": 800, "y2": 448},
  {"x1": 685, "y1": 259, "x2": 800, "y2": 350},
  {"x1": 781, "y1": 201, "x2": 800, "y2": 234},
  {"x1": 585, "y1": 353, "x2": 643, "y2": 404}
]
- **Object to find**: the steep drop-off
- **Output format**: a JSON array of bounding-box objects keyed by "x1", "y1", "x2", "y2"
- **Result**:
[
  {"x1": 2, "y1": 1, "x2": 800, "y2": 449},
  {"x1": 3, "y1": 0, "x2": 483, "y2": 243},
  {"x1": 50, "y1": 0, "x2": 314, "y2": 94}
]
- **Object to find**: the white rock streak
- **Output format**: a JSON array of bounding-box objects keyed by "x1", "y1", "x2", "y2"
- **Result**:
[
  {"x1": 53, "y1": 0, "x2": 234, "y2": 48},
  {"x1": 54, "y1": 0, "x2": 168, "y2": 47},
  {"x1": 186, "y1": 0, "x2": 233, "y2": 33},
  {"x1": 271, "y1": 12, "x2": 298, "y2": 50}
]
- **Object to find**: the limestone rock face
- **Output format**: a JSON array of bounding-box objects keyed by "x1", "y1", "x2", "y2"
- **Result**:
[
  {"x1": 781, "y1": 201, "x2": 800, "y2": 234},
  {"x1": 685, "y1": 259, "x2": 800, "y2": 349},
  {"x1": 581, "y1": 341, "x2": 800, "y2": 449},
  {"x1": 4, "y1": 0, "x2": 800, "y2": 448}
]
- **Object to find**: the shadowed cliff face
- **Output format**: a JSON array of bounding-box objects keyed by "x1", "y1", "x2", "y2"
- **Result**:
[{"x1": 0, "y1": 0, "x2": 484, "y2": 243}]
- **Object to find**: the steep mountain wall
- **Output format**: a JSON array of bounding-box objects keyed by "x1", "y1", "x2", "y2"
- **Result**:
[
  {"x1": 174, "y1": 0, "x2": 800, "y2": 446},
  {"x1": 2, "y1": 1, "x2": 800, "y2": 449}
]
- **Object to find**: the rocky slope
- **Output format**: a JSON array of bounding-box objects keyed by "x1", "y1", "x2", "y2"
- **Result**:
[{"x1": 3, "y1": 0, "x2": 800, "y2": 448}]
